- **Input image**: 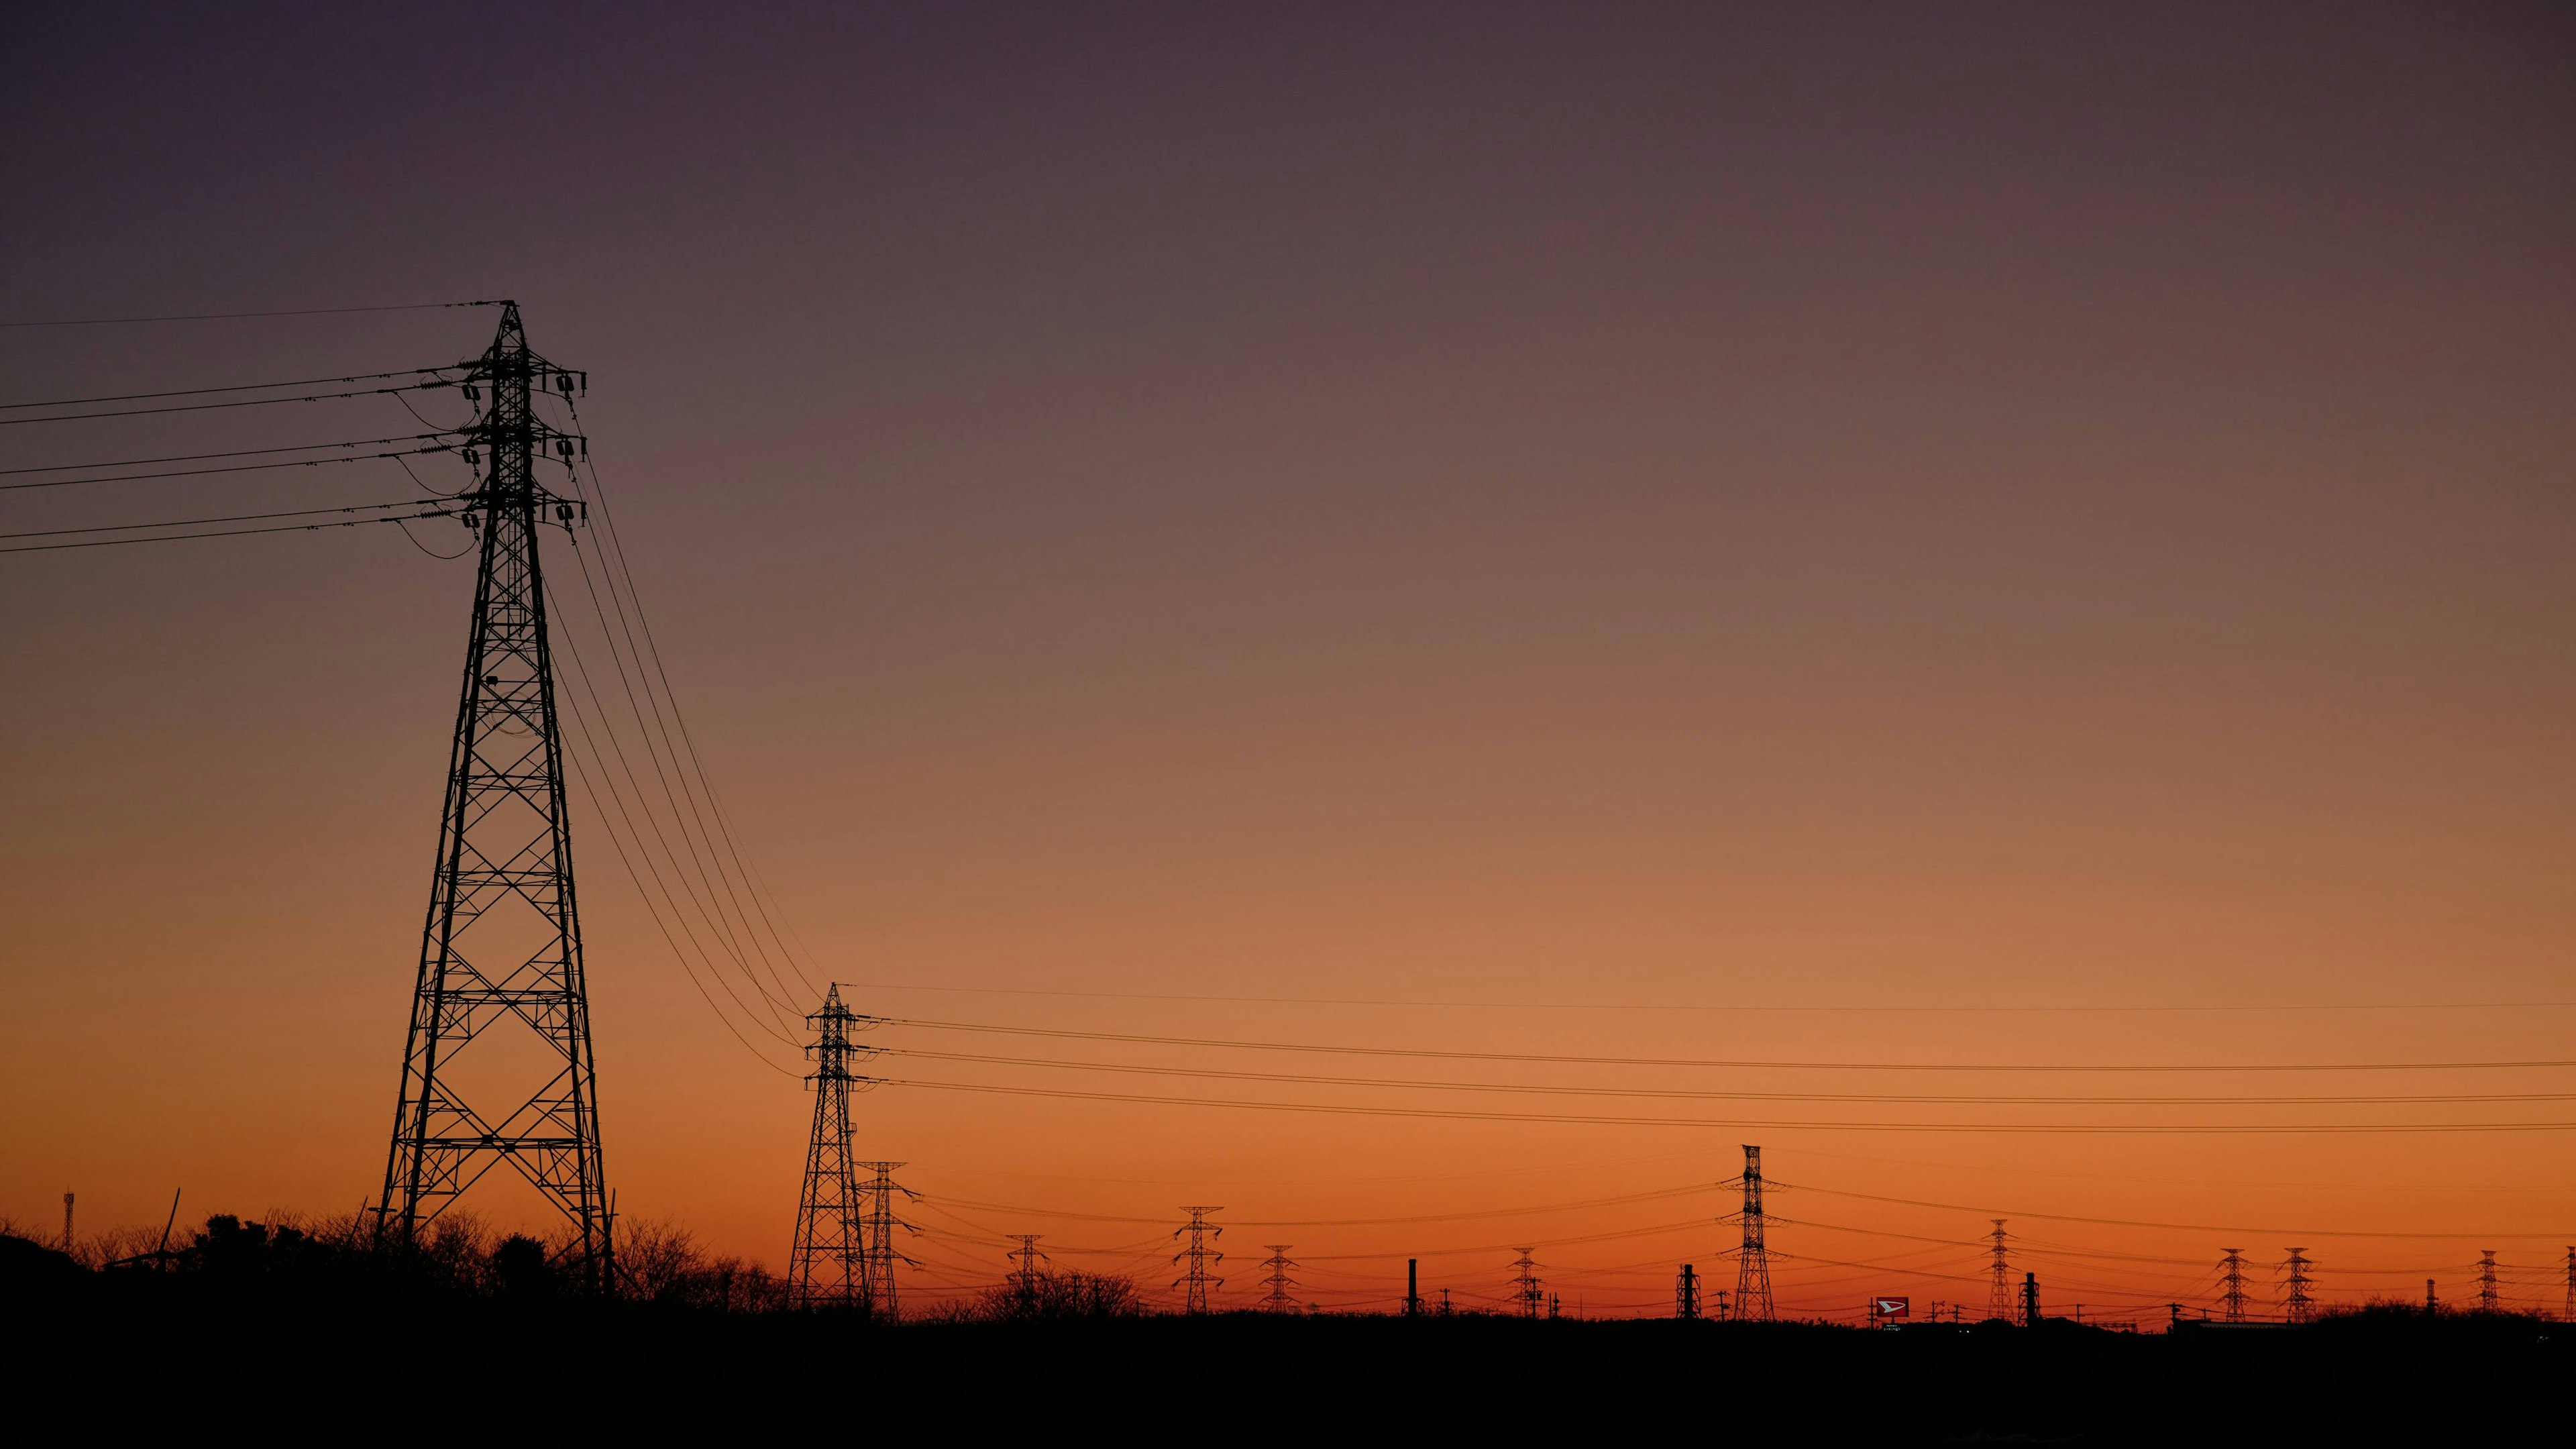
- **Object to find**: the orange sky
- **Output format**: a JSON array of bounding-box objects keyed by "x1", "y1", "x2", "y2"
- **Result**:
[{"x1": 4, "y1": 4, "x2": 2575, "y2": 1322}]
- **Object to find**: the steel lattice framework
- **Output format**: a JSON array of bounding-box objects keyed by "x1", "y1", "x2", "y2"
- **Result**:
[
  {"x1": 1173, "y1": 1205, "x2": 1224, "y2": 1313},
  {"x1": 377, "y1": 303, "x2": 609, "y2": 1279},
  {"x1": 856, "y1": 1159, "x2": 910, "y2": 1319},
  {"x1": 789, "y1": 986, "x2": 871, "y2": 1309},
  {"x1": 1730, "y1": 1144, "x2": 1774, "y2": 1321},
  {"x1": 1258, "y1": 1244, "x2": 1299, "y2": 1313}
]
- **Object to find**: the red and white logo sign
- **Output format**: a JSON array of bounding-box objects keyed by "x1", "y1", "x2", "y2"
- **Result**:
[{"x1": 1872, "y1": 1296, "x2": 1911, "y2": 1318}]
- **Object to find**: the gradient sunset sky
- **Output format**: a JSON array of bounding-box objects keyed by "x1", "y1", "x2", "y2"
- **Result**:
[{"x1": 5, "y1": 3, "x2": 2575, "y2": 1320}]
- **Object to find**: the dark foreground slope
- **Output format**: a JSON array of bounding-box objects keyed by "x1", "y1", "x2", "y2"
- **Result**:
[{"x1": 2, "y1": 1242, "x2": 2563, "y2": 1444}]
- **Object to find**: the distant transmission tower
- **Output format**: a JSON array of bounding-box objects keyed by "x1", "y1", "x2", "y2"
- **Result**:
[
  {"x1": 1173, "y1": 1206, "x2": 1225, "y2": 1314},
  {"x1": 1511, "y1": 1248, "x2": 1545, "y2": 1319},
  {"x1": 1676, "y1": 1263, "x2": 1701, "y2": 1320},
  {"x1": 1986, "y1": 1220, "x2": 2014, "y2": 1321},
  {"x1": 378, "y1": 303, "x2": 611, "y2": 1283},
  {"x1": 1730, "y1": 1145, "x2": 1774, "y2": 1321},
  {"x1": 2282, "y1": 1248, "x2": 2315, "y2": 1326},
  {"x1": 2477, "y1": 1250, "x2": 2500, "y2": 1313},
  {"x1": 2563, "y1": 1247, "x2": 2573, "y2": 1321},
  {"x1": 857, "y1": 1159, "x2": 910, "y2": 1320},
  {"x1": 787, "y1": 987, "x2": 871, "y2": 1309},
  {"x1": 1258, "y1": 1244, "x2": 1299, "y2": 1312},
  {"x1": 1008, "y1": 1234, "x2": 1047, "y2": 1309},
  {"x1": 2218, "y1": 1249, "x2": 2250, "y2": 1323}
]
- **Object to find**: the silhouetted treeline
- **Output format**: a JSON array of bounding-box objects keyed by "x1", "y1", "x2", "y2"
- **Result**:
[
  {"x1": 0, "y1": 1211, "x2": 785, "y2": 1311},
  {"x1": 5, "y1": 1220, "x2": 2568, "y2": 1444}
]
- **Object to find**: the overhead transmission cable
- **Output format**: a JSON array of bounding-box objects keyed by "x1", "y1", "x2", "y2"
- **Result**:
[
  {"x1": 547, "y1": 581, "x2": 804, "y2": 1048},
  {"x1": 0, "y1": 299, "x2": 506, "y2": 328},
  {"x1": 0, "y1": 432, "x2": 460, "y2": 478},
  {"x1": 0, "y1": 380, "x2": 456, "y2": 426},
  {"x1": 872, "y1": 1073, "x2": 2576, "y2": 1134},
  {"x1": 865, "y1": 1016, "x2": 2576, "y2": 1075},
  {"x1": 0, "y1": 506, "x2": 455, "y2": 554},
  {"x1": 0, "y1": 443, "x2": 461, "y2": 493},
  {"x1": 871, "y1": 1044, "x2": 2576, "y2": 1106},
  {"x1": 556, "y1": 541, "x2": 806, "y2": 1025},
  {"x1": 0, "y1": 366, "x2": 460, "y2": 411},
  {"x1": 561, "y1": 392, "x2": 826, "y2": 1004}
]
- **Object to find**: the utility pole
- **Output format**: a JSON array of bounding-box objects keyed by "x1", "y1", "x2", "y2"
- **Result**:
[
  {"x1": 2563, "y1": 1247, "x2": 2573, "y2": 1321},
  {"x1": 2218, "y1": 1249, "x2": 2249, "y2": 1324},
  {"x1": 787, "y1": 986, "x2": 868, "y2": 1309},
  {"x1": 1259, "y1": 1245, "x2": 1299, "y2": 1313},
  {"x1": 1511, "y1": 1248, "x2": 1545, "y2": 1319},
  {"x1": 1986, "y1": 1220, "x2": 2013, "y2": 1321},
  {"x1": 1173, "y1": 1206, "x2": 1224, "y2": 1314},
  {"x1": 856, "y1": 1159, "x2": 910, "y2": 1320},
  {"x1": 1731, "y1": 1145, "x2": 1774, "y2": 1321},
  {"x1": 1008, "y1": 1234, "x2": 1047, "y2": 1311},
  {"x1": 1676, "y1": 1263, "x2": 1701, "y2": 1320},
  {"x1": 2282, "y1": 1248, "x2": 2315, "y2": 1326},
  {"x1": 2477, "y1": 1250, "x2": 2500, "y2": 1313},
  {"x1": 378, "y1": 304, "x2": 611, "y2": 1285},
  {"x1": 61, "y1": 1191, "x2": 72, "y2": 1256},
  {"x1": 2022, "y1": 1271, "x2": 2040, "y2": 1328}
]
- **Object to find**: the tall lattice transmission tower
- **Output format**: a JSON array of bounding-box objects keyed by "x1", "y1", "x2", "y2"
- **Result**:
[
  {"x1": 857, "y1": 1159, "x2": 912, "y2": 1320},
  {"x1": 1986, "y1": 1220, "x2": 2013, "y2": 1321},
  {"x1": 1007, "y1": 1234, "x2": 1047, "y2": 1310},
  {"x1": 787, "y1": 987, "x2": 875, "y2": 1309},
  {"x1": 1173, "y1": 1206, "x2": 1225, "y2": 1314},
  {"x1": 1511, "y1": 1248, "x2": 1545, "y2": 1319},
  {"x1": 2218, "y1": 1249, "x2": 2250, "y2": 1323},
  {"x1": 1258, "y1": 1245, "x2": 1299, "y2": 1312},
  {"x1": 2477, "y1": 1250, "x2": 2500, "y2": 1313},
  {"x1": 1729, "y1": 1145, "x2": 1774, "y2": 1321},
  {"x1": 2282, "y1": 1248, "x2": 2316, "y2": 1326},
  {"x1": 1676, "y1": 1263, "x2": 1701, "y2": 1320},
  {"x1": 377, "y1": 303, "x2": 612, "y2": 1283}
]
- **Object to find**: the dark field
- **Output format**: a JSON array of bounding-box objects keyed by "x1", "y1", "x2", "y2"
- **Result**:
[{"x1": 3, "y1": 1232, "x2": 2562, "y2": 1444}]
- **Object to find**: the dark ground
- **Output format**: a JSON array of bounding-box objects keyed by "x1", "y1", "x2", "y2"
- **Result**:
[{"x1": 3, "y1": 1236, "x2": 2563, "y2": 1444}]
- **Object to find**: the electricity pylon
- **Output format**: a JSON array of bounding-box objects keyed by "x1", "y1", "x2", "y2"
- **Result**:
[
  {"x1": 787, "y1": 987, "x2": 872, "y2": 1309},
  {"x1": 1986, "y1": 1220, "x2": 2013, "y2": 1321},
  {"x1": 2282, "y1": 1248, "x2": 2315, "y2": 1326},
  {"x1": 1676, "y1": 1263, "x2": 1701, "y2": 1320},
  {"x1": 1258, "y1": 1244, "x2": 1299, "y2": 1312},
  {"x1": 857, "y1": 1159, "x2": 912, "y2": 1320},
  {"x1": 1511, "y1": 1248, "x2": 1545, "y2": 1319},
  {"x1": 377, "y1": 303, "x2": 610, "y2": 1281},
  {"x1": 2563, "y1": 1246, "x2": 2573, "y2": 1321},
  {"x1": 1008, "y1": 1234, "x2": 1047, "y2": 1311},
  {"x1": 2477, "y1": 1250, "x2": 2500, "y2": 1313},
  {"x1": 1729, "y1": 1145, "x2": 1774, "y2": 1320},
  {"x1": 1174, "y1": 1206, "x2": 1224, "y2": 1313},
  {"x1": 2218, "y1": 1249, "x2": 2250, "y2": 1323}
]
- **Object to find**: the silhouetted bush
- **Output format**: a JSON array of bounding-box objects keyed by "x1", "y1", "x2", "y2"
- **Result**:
[{"x1": 963, "y1": 1269, "x2": 1144, "y2": 1322}]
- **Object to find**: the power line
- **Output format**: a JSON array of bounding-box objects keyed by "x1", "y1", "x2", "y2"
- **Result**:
[
  {"x1": 0, "y1": 508, "x2": 453, "y2": 553},
  {"x1": 837, "y1": 980, "x2": 2576, "y2": 1016},
  {"x1": 0, "y1": 498, "x2": 447, "y2": 541},
  {"x1": 1773, "y1": 1179, "x2": 2576, "y2": 1241},
  {"x1": 0, "y1": 382, "x2": 449, "y2": 427},
  {"x1": 879, "y1": 1073, "x2": 2576, "y2": 1133},
  {"x1": 561, "y1": 396, "x2": 824, "y2": 1004},
  {"x1": 0, "y1": 300, "x2": 505, "y2": 328},
  {"x1": 871, "y1": 1044, "x2": 2576, "y2": 1107},
  {"x1": 0, "y1": 432, "x2": 458, "y2": 478},
  {"x1": 0, "y1": 443, "x2": 458, "y2": 493},
  {"x1": 868, "y1": 1016, "x2": 2576, "y2": 1075},
  {"x1": 0, "y1": 367, "x2": 455, "y2": 411}
]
